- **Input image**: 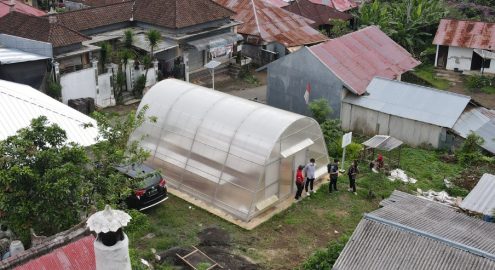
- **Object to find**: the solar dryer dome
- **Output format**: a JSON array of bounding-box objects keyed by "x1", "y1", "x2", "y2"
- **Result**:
[{"x1": 131, "y1": 79, "x2": 329, "y2": 222}]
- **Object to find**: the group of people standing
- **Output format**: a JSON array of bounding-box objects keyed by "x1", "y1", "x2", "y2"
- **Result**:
[{"x1": 295, "y1": 158, "x2": 359, "y2": 200}]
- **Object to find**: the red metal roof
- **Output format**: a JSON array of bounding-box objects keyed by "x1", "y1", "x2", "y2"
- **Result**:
[
  {"x1": 14, "y1": 235, "x2": 96, "y2": 270},
  {"x1": 308, "y1": 26, "x2": 420, "y2": 95},
  {"x1": 433, "y1": 19, "x2": 495, "y2": 50},
  {"x1": 215, "y1": 0, "x2": 328, "y2": 47},
  {"x1": 0, "y1": 0, "x2": 45, "y2": 18},
  {"x1": 308, "y1": 0, "x2": 357, "y2": 12}
]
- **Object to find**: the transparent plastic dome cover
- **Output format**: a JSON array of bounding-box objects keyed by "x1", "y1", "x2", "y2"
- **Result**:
[{"x1": 130, "y1": 79, "x2": 329, "y2": 221}]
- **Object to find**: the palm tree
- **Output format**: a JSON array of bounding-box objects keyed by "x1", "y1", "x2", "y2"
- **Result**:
[
  {"x1": 123, "y1": 29, "x2": 134, "y2": 49},
  {"x1": 144, "y1": 29, "x2": 161, "y2": 83},
  {"x1": 146, "y1": 29, "x2": 161, "y2": 60}
]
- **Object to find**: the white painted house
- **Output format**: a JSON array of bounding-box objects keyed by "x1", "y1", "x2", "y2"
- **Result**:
[{"x1": 433, "y1": 19, "x2": 495, "y2": 74}]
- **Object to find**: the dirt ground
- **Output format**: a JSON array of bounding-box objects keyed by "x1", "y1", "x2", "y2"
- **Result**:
[{"x1": 435, "y1": 69, "x2": 495, "y2": 109}]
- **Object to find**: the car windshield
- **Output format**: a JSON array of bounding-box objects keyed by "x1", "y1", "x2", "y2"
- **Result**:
[{"x1": 137, "y1": 172, "x2": 161, "y2": 189}]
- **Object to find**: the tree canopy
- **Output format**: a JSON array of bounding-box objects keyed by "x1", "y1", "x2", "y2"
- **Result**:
[
  {"x1": 357, "y1": 0, "x2": 448, "y2": 57},
  {"x1": 0, "y1": 107, "x2": 155, "y2": 244}
]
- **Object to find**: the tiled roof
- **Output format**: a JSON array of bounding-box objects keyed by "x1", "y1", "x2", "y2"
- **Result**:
[
  {"x1": 308, "y1": 26, "x2": 420, "y2": 95},
  {"x1": 334, "y1": 191, "x2": 495, "y2": 269},
  {"x1": 64, "y1": 0, "x2": 129, "y2": 7},
  {"x1": 0, "y1": 0, "x2": 46, "y2": 18},
  {"x1": 134, "y1": 0, "x2": 235, "y2": 29},
  {"x1": 56, "y1": 0, "x2": 234, "y2": 32},
  {"x1": 433, "y1": 19, "x2": 495, "y2": 50},
  {"x1": 0, "y1": 12, "x2": 89, "y2": 47},
  {"x1": 215, "y1": 0, "x2": 328, "y2": 47},
  {"x1": 55, "y1": 1, "x2": 133, "y2": 32},
  {"x1": 283, "y1": 0, "x2": 352, "y2": 26}
]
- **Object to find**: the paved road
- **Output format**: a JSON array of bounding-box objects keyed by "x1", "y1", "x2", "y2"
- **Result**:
[{"x1": 226, "y1": 85, "x2": 267, "y2": 104}]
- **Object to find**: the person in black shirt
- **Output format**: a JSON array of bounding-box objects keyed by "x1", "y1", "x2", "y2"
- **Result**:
[
  {"x1": 327, "y1": 159, "x2": 339, "y2": 193},
  {"x1": 347, "y1": 160, "x2": 359, "y2": 195}
]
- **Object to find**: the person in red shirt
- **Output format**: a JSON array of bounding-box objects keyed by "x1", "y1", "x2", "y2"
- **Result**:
[{"x1": 295, "y1": 165, "x2": 305, "y2": 200}]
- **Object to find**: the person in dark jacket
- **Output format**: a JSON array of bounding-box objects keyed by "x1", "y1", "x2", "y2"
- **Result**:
[
  {"x1": 327, "y1": 159, "x2": 339, "y2": 193},
  {"x1": 347, "y1": 160, "x2": 359, "y2": 195},
  {"x1": 295, "y1": 165, "x2": 305, "y2": 200}
]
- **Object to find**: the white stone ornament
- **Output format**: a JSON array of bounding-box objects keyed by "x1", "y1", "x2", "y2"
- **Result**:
[{"x1": 87, "y1": 205, "x2": 132, "y2": 233}]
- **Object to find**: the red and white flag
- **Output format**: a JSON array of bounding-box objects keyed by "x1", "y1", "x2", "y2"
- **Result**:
[{"x1": 304, "y1": 82, "x2": 311, "y2": 104}]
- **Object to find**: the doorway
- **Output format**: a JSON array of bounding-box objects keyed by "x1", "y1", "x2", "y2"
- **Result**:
[{"x1": 437, "y1": 45, "x2": 449, "y2": 68}]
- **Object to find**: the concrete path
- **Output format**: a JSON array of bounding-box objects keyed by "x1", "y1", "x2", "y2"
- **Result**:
[{"x1": 226, "y1": 85, "x2": 267, "y2": 104}]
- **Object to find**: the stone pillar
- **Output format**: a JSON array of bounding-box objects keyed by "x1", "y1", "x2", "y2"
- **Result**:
[
  {"x1": 87, "y1": 205, "x2": 132, "y2": 270},
  {"x1": 183, "y1": 52, "x2": 190, "y2": 82},
  {"x1": 53, "y1": 61, "x2": 60, "y2": 82},
  {"x1": 153, "y1": 60, "x2": 159, "y2": 84},
  {"x1": 127, "y1": 59, "x2": 135, "y2": 90}
]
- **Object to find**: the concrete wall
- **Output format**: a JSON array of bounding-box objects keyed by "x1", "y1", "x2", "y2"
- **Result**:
[
  {"x1": 60, "y1": 68, "x2": 97, "y2": 104},
  {"x1": 97, "y1": 73, "x2": 115, "y2": 107},
  {"x1": 341, "y1": 102, "x2": 445, "y2": 148},
  {"x1": 446, "y1": 46, "x2": 473, "y2": 71},
  {"x1": 60, "y1": 66, "x2": 116, "y2": 108},
  {"x1": 267, "y1": 47, "x2": 343, "y2": 118}
]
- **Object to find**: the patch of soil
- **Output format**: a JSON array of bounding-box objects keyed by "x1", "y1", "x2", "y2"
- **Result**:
[
  {"x1": 158, "y1": 227, "x2": 260, "y2": 270},
  {"x1": 198, "y1": 227, "x2": 231, "y2": 247}
]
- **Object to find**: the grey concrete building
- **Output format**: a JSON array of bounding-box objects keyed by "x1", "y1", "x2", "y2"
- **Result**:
[{"x1": 266, "y1": 26, "x2": 420, "y2": 118}]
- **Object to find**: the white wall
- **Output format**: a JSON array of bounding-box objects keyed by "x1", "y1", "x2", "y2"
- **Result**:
[
  {"x1": 341, "y1": 102, "x2": 444, "y2": 148},
  {"x1": 446, "y1": 46, "x2": 473, "y2": 71},
  {"x1": 486, "y1": 58, "x2": 495, "y2": 74},
  {"x1": 60, "y1": 68, "x2": 97, "y2": 104},
  {"x1": 97, "y1": 73, "x2": 115, "y2": 108}
]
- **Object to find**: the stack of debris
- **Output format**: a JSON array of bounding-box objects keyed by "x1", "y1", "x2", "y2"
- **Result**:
[
  {"x1": 416, "y1": 189, "x2": 462, "y2": 207},
  {"x1": 388, "y1": 169, "x2": 417, "y2": 184}
]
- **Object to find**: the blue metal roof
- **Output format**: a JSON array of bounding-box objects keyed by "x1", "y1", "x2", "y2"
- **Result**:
[{"x1": 343, "y1": 77, "x2": 471, "y2": 128}]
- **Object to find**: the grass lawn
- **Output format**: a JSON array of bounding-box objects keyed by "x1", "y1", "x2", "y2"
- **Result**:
[
  {"x1": 129, "y1": 146, "x2": 463, "y2": 269},
  {"x1": 413, "y1": 65, "x2": 450, "y2": 90}
]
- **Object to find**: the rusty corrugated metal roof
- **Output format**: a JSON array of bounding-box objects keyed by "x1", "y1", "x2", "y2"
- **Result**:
[
  {"x1": 433, "y1": 19, "x2": 495, "y2": 50},
  {"x1": 264, "y1": 0, "x2": 289, "y2": 7},
  {"x1": 308, "y1": 0, "x2": 357, "y2": 12},
  {"x1": 283, "y1": 0, "x2": 352, "y2": 26},
  {"x1": 14, "y1": 235, "x2": 96, "y2": 270},
  {"x1": 215, "y1": 0, "x2": 328, "y2": 47},
  {"x1": 308, "y1": 26, "x2": 420, "y2": 95}
]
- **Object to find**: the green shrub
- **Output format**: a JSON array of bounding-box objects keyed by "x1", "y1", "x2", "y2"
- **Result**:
[
  {"x1": 126, "y1": 209, "x2": 151, "y2": 241},
  {"x1": 133, "y1": 75, "x2": 147, "y2": 97},
  {"x1": 465, "y1": 75, "x2": 493, "y2": 91},
  {"x1": 456, "y1": 133, "x2": 485, "y2": 165},
  {"x1": 309, "y1": 99, "x2": 332, "y2": 124},
  {"x1": 481, "y1": 86, "x2": 495, "y2": 94},
  {"x1": 46, "y1": 79, "x2": 62, "y2": 100},
  {"x1": 300, "y1": 234, "x2": 350, "y2": 270}
]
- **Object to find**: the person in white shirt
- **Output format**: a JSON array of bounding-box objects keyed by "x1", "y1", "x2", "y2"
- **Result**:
[{"x1": 303, "y1": 158, "x2": 316, "y2": 196}]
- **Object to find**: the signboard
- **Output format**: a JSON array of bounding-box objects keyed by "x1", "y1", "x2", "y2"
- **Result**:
[
  {"x1": 210, "y1": 44, "x2": 233, "y2": 58},
  {"x1": 342, "y1": 132, "x2": 352, "y2": 148}
]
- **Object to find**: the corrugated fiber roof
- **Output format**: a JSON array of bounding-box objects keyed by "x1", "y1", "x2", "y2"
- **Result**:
[
  {"x1": 452, "y1": 107, "x2": 495, "y2": 154},
  {"x1": 0, "y1": 47, "x2": 49, "y2": 64},
  {"x1": 343, "y1": 77, "x2": 471, "y2": 128},
  {"x1": 433, "y1": 19, "x2": 495, "y2": 50},
  {"x1": 333, "y1": 191, "x2": 495, "y2": 269},
  {"x1": 461, "y1": 173, "x2": 495, "y2": 216},
  {"x1": 0, "y1": 80, "x2": 97, "y2": 146},
  {"x1": 308, "y1": 26, "x2": 420, "y2": 95},
  {"x1": 362, "y1": 135, "x2": 403, "y2": 151}
]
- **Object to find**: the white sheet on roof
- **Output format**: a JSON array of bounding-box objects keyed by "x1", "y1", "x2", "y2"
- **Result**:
[{"x1": 0, "y1": 80, "x2": 97, "y2": 146}]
